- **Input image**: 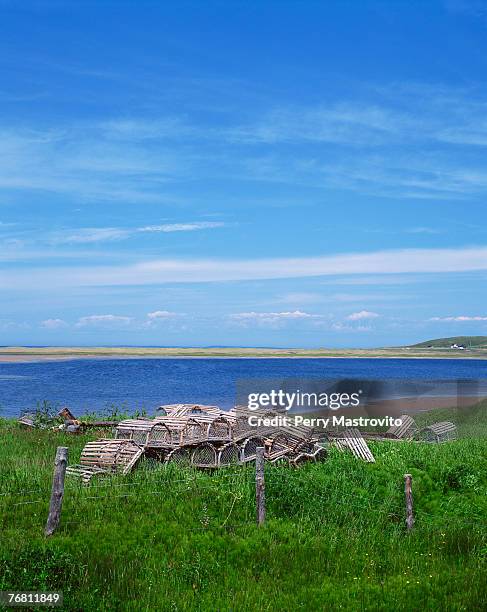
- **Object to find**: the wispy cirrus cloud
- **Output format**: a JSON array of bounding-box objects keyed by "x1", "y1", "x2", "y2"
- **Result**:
[
  {"x1": 228, "y1": 85, "x2": 487, "y2": 198},
  {"x1": 227, "y1": 85, "x2": 487, "y2": 153},
  {"x1": 53, "y1": 228, "x2": 132, "y2": 244},
  {"x1": 4, "y1": 83, "x2": 487, "y2": 205},
  {"x1": 228, "y1": 104, "x2": 413, "y2": 146},
  {"x1": 100, "y1": 117, "x2": 195, "y2": 141},
  {"x1": 138, "y1": 222, "x2": 225, "y2": 233},
  {"x1": 240, "y1": 151, "x2": 487, "y2": 200},
  {"x1": 406, "y1": 227, "x2": 442, "y2": 235},
  {"x1": 429, "y1": 315, "x2": 487, "y2": 321},
  {"x1": 0, "y1": 240, "x2": 120, "y2": 262},
  {"x1": 51, "y1": 222, "x2": 226, "y2": 244},
  {"x1": 0, "y1": 126, "x2": 184, "y2": 203},
  {"x1": 1, "y1": 246, "x2": 487, "y2": 289},
  {"x1": 318, "y1": 155, "x2": 487, "y2": 199}
]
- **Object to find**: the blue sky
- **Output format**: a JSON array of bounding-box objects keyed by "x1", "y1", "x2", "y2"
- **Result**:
[{"x1": 1, "y1": 0, "x2": 487, "y2": 347}]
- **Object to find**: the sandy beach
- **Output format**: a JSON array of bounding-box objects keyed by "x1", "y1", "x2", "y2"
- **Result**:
[{"x1": 1, "y1": 346, "x2": 486, "y2": 363}]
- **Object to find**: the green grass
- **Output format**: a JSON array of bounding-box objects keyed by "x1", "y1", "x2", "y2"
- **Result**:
[
  {"x1": 412, "y1": 400, "x2": 487, "y2": 440},
  {"x1": 411, "y1": 336, "x2": 487, "y2": 349},
  {"x1": 1, "y1": 406, "x2": 486, "y2": 611}
]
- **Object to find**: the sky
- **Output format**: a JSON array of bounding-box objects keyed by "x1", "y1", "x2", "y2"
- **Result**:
[{"x1": 1, "y1": 0, "x2": 487, "y2": 348}]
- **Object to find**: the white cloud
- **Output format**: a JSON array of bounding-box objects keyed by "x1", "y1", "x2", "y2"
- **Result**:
[
  {"x1": 41, "y1": 318, "x2": 68, "y2": 329},
  {"x1": 53, "y1": 228, "x2": 131, "y2": 244},
  {"x1": 1, "y1": 246, "x2": 487, "y2": 289},
  {"x1": 346, "y1": 310, "x2": 380, "y2": 321},
  {"x1": 147, "y1": 310, "x2": 179, "y2": 319},
  {"x1": 144, "y1": 310, "x2": 181, "y2": 328},
  {"x1": 229, "y1": 104, "x2": 412, "y2": 146},
  {"x1": 50, "y1": 222, "x2": 226, "y2": 244},
  {"x1": 75, "y1": 314, "x2": 132, "y2": 327},
  {"x1": 228, "y1": 87, "x2": 487, "y2": 154},
  {"x1": 5, "y1": 83, "x2": 487, "y2": 207},
  {"x1": 231, "y1": 310, "x2": 317, "y2": 320},
  {"x1": 243, "y1": 149, "x2": 487, "y2": 201},
  {"x1": 0, "y1": 245, "x2": 117, "y2": 262},
  {"x1": 138, "y1": 222, "x2": 225, "y2": 233},
  {"x1": 429, "y1": 315, "x2": 487, "y2": 322},
  {"x1": 101, "y1": 117, "x2": 193, "y2": 141},
  {"x1": 321, "y1": 156, "x2": 487, "y2": 199},
  {"x1": 0, "y1": 128, "x2": 180, "y2": 203},
  {"x1": 406, "y1": 227, "x2": 441, "y2": 234}
]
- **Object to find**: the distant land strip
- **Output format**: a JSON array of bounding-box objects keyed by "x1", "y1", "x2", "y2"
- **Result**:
[{"x1": 1, "y1": 342, "x2": 487, "y2": 362}]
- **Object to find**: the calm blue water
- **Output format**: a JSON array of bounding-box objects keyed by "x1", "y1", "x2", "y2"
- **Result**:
[{"x1": 0, "y1": 358, "x2": 486, "y2": 418}]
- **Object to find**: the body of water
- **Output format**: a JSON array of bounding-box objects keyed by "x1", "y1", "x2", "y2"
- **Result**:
[{"x1": 0, "y1": 357, "x2": 486, "y2": 418}]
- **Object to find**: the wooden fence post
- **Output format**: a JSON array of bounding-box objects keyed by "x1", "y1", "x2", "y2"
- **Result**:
[
  {"x1": 45, "y1": 447, "x2": 68, "y2": 537},
  {"x1": 404, "y1": 473, "x2": 414, "y2": 532},
  {"x1": 255, "y1": 446, "x2": 266, "y2": 526}
]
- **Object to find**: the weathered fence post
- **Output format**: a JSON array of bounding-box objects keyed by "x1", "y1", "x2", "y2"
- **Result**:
[
  {"x1": 404, "y1": 473, "x2": 414, "y2": 532},
  {"x1": 255, "y1": 446, "x2": 266, "y2": 526},
  {"x1": 45, "y1": 447, "x2": 68, "y2": 537}
]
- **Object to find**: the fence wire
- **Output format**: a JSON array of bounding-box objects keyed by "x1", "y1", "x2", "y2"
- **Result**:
[{"x1": 1, "y1": 463, "x2": 486, "y2": 532}]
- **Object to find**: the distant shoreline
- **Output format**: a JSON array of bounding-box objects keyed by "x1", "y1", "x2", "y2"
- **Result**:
[{"x1": 1, "y1": 346, "x2": 486, "y2": 363}]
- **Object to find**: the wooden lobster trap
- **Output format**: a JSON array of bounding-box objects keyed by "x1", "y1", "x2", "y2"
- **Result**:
[
  {"x1": 240, "y1": 436, "x2": 266, "y2": 462},
  {"x1": 420, "y1": 421, "x2": 457, "y2": 443},
  {"x1": 217, "y1": 442, "x2": 241, "y2": 467},
  {"x1": 147, "y1": 421, "x2": 173, "y2": 446},
  {"x1": 115, "y1": 419, "x2": 173, "y2": 447},
  {"x1": 191, "y1": 442, "x2": 218, "y2": 468},
  {"x1": 385, "y1": 415, "x2": 418, "y2": 440},
  {"x1": 206, "y1": 416, "x2": 233, "y2": 441},
  {"x1": 66, "y1": 439, "x2": 144, "y2": 484},
  {"x1": 116, "y1": 419, "x2": 151, "y2": 443},
  {"x1": 165, "y1": 446, "x2": 192, "y2": 467},
  {"x1": 157, "y1": 404, "x2": 233, "y2": 419},
  {"x1": 332, "y1": 428, "x2": 376, "y2": 463},
  {"x1": 180, "y1": 417, "x2": 205, "y2": 444}
]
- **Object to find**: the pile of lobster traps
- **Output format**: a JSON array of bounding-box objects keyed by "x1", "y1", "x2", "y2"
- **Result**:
[
  {"x1": 116, "y1": 404, "x2": 327, "y2": 468},
  {"x1": 67, "y1": 404, "x2": 328, "y2": 482}
]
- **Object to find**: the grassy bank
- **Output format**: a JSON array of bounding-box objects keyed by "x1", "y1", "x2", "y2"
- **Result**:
[{"x1": 1, "y1": 406, "x2": 486, "y2": 611}]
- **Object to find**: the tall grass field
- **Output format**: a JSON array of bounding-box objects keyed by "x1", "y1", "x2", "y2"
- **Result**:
[{"x1": 1, "y1": 402, "x2": 486, "y2": 611}]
